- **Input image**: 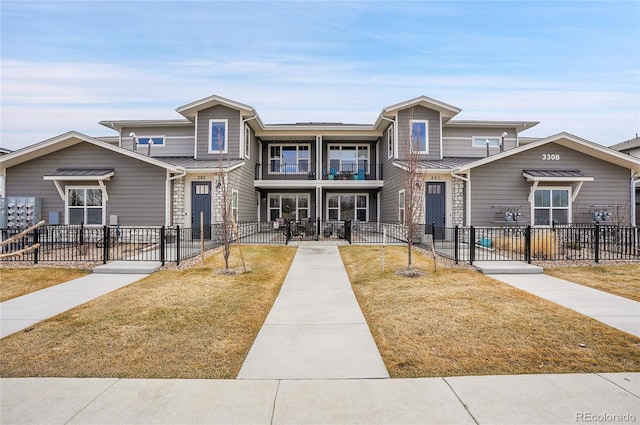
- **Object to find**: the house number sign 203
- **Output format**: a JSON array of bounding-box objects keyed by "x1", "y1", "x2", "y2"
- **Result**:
[{"x1": 542, "y1": 154, "x2": 560, "y2": 161}]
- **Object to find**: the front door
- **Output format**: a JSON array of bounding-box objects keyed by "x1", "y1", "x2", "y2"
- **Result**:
[
  {"x1": 425, "y1": 182, "x2": 445, "y2": 240},
  {"x1": 192, "y1": 182, "x2": 211, "y2": 240}
]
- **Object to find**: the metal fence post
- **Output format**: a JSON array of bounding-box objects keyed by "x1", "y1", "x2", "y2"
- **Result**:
[
  {"x1": 33, "y1": 226, "x2": 39, "y2": 265},
  {"x1": 525, "y1": 225, "x2": 531, "y2": 263},
  {"x1": 469, "y1": 226, "x2": 475, "y2": 265},
  {"x1": 345, "y1": 220, "x2": 352, "y2": 244},
  {"x1": 454, "y1": 225, "x2": 459, "y2": 264},
  {"x1": 102, "y1": 225, "x2": 109, "y2": 264},
  {"x1": 176, "y1": 226, "x2": 181, "y2": 266},
  {"x1": 285, "y1": 221, "x2": 291, "y2": 244},
  {"x1": 594, "y1": 223, "x2": 600, "y2": 263},
  {"x1": 160, "y1": 225, "x2": 165, "y2": 266}
]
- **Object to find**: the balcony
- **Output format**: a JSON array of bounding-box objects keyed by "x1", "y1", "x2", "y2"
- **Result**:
[{"x1": 255, "y1": 163, "x2": 383, "y2": 181}]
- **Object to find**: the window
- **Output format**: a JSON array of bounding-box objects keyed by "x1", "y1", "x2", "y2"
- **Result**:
[
  {"x1": 410, "y1": 120, "x2": 428, "y2": 154},
  {"x1": 231, "y1": 190, "x2": 239, "y2": 221},
  {"x1": 208, "y1": 119, "x2": 228, "y2": 153},
  {"x1": 268, "y1": 194, "x2": 310, "y2": 221},
  {"x1": 398, "y1": 189, "x2": 405, "y2": 223},
  {"x1": 136, "y1": 136, "x2": 165, "y2": 146},
  {"x1": 387, "y1": 125, "x2": 394, "y2": 159},
  {"x1": 533, "y1": 188, "x2": 570, "y2": 226},
  {"x1": 472, "y1": 137, "x2": 500, "y2": 148},
  {"x1": 243, "y1": 125, "x2": 251, "y2": 159},
  {"x1": 67, "y1": 187, "x2": 104, "y2": 225},
  {"x1": 328, "y1": 145, "x2": 370, "y2": 174},
  {"x1": 269, "y1": 145, "x2": 309, "y2": 174},
  {"x1": 327, "y1": 194, "x2": 368, "y2": 221}
]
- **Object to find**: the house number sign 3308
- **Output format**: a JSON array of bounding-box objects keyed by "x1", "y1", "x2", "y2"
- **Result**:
[{"x1": 542, "y1": 154, "x2": 560, "y2": 160}]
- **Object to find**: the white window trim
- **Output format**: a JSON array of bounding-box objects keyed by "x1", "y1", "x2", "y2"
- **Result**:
[
  {"x1": 268, "y1": 144, "x2": 311, "y2": 175},
  {"x1": 243, "y1": 125, "x2": 251, "y2": 159},
  {"x1": 326, "y1": 193, "x2": 369, "y2": 221},
  {"x1": 410, "y1": 120, "x2": 429, "y2": 154},
  {"x1": 398, "y1": 189, "x2": 405, "y2": 223},
  {"x1": 268, "y1": 193, "x2": 311, "y2": 221},
  {"x1": 208, "y1": 119, "x2": 228, "y2": 154},
  {"x1": 387, "y1": 125, "x2": 394, "y2": 159},
  {"x1": 328, "y1": 144, "x2": 371, "y2": 173},
  {"x1": 65, "y1": 186, "x2": 106, "y2": 225},
  {"x1": 472, "y1": 136, "x2": 500, "y2": 148},
  {"x1": 136, "y1": 135, "x2": 166, "y2": 147},
  {"x1": 232, "y1": 189, "x2": 239, "y2": 221},
  {"x1": 531, "y1": 186, "x2": 572, "y2": 226}
]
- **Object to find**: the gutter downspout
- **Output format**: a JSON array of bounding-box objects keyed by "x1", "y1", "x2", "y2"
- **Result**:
[
  {"x1": 632, "y1": 172, "x2": 639, "y2": 227},
  {"x1": 166, "y1": 167, "x2": 187, "y2": 227},
  {"x1": 451, "y1": 170, "x2": 471, "y2": 226}
]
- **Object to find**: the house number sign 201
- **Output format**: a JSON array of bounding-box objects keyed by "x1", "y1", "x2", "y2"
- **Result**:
[{"x1": 542, "y1": 154, "x2": 560, "y2": 160}]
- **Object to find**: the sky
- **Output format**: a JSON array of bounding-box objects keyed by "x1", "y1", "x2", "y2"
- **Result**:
[{"x1": 1, "y1": 0, "x2": 639, "y2": 151}]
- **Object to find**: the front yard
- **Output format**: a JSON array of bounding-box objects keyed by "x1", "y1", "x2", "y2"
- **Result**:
[{"x1": 340, "y1": 246, "x2": 640, "y2": 378}]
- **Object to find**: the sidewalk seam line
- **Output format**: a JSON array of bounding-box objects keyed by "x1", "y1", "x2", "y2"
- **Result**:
[
  {"x1": 442, "y1": 377, "x2": 480, "y2": 425},
  {"x1": 596, "y1": 373, "x2": 640, "y2": 399},
  {"x1": 269, "y1": 380, "x2": 281, "y2": 425},
  {"x1": 64, "y1": 378, "x2": 121, "y2": 425}
]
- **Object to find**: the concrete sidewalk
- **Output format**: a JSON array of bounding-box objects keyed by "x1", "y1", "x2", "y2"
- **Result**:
[
  {"x1": 2, "y1": 373, "x2": 638, "y2": 424},
  {"x1": 238, "y1": 242, "x2": 389, "y2": 379},
  {"x1": 487, "y1": 272, "x2": 640, "y2": 338},
  {"x1": 0, "y1": 261, "x2": 159, "y2": 339}
]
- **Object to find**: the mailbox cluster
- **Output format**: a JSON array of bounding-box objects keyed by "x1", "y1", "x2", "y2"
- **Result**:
[
  {"x1": 592, "y1": 209, "x2": 612, "y2": 223},
  {"x1": 0, "y1": 196, "x2": 42, "y2": 229}
]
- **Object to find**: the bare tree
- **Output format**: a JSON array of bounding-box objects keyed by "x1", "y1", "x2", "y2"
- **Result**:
[
  {"x1": 213, "y1": 127, "x2": 234, "y2": 270},
  {"x1": 401, "y1": 108, "x2": 425, "y2": 270}
]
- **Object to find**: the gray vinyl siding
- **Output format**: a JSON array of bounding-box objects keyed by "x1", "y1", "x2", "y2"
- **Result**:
[
  {"x1": 379, "y1": 162, "x2": 405, "y2": 222},
  {"x1": 5, "y1": 143, "x2": 167, "y2": 226},
  {"x1": 442, "y1": 126, "x2": 518, "y2": 158},
  {"x1": 229, "y1": 125, "x2": 259, "y2": 221},
  {"x1": 120, "y1": 125, "x2": 195, "y2": 157},
  {"x1": 470, "y1": 143, "x2": 633, "y2": 225},
  {"x1": 397, "y1": 106, "x2": 441, "y2": 160},
  {"x1": 196, "y1": 105, "x2": 241, "y2": 160}
]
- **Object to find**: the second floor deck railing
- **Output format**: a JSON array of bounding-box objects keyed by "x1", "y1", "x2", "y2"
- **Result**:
[{"x1": 255, "y1": 163, "x2": 382, "y2": 180}]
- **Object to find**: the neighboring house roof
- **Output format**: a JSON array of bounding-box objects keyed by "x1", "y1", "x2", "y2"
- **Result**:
[
  {"x1": 609, "y1": 136, "x2": 640, "y2": 154},
  {"x1": 445, "y1": 120, "x2": 539, "y2": 134},
  {"x1": 160, "y1": 157, "x2": 244, "y2": 172},
  {"x1": 99, "y1": 119, "x2": 193, "y2": 132},
  {"x1": 454, "y1": 132, "x2": 640, "y2": 174},
  {"x1": 0, "y1": 147, "x2": 13, "y2": 155},
  {"x1": 0, "y1": 131, "x2": 184, "y2": 172},
  {"x1": 395, "y1": 157, "x2": 479, "y2": 172}
]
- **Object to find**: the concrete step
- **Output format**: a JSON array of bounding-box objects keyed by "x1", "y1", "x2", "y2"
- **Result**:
[
  {"x1": 93, "y1": 261, "x2": 162, "y2": 274},
  {"x1": 473, "y1": 261, "x2": 543, "y2": 275}
]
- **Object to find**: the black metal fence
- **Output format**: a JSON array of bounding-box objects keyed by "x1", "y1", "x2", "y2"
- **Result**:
[{"x1": 428, "y1": 223, "x2": 640, "y2": 264}]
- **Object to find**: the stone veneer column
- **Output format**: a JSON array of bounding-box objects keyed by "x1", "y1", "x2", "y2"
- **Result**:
[
  {"x1": 172, "y1": 177, "x2": 185, "y2": 227},
  {"x1": 452, "y1": 178, "x2": 465, "y2": 227}
]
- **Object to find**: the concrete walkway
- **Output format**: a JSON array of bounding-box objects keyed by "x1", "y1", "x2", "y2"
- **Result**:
[
  {"x1": 486, "y1": 271, "x2": 640, "y2": 338},
  {"x1": 0, "y1": 261, "x2": 160, "y2": 339},
  {"x1": 238, "y1": 241, "x2": 389, "y2": 379},
  {"x1": 2, "y1": 373, "x2": 638, "y2": 424}
]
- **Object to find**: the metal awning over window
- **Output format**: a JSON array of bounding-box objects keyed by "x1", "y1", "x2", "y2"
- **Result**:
[
  {"x1": 523, "y1": 169, "x2": 594, "y2": 202},
  {"x1": 44, "y1": 168, "x2": 114, "y2": 201}
]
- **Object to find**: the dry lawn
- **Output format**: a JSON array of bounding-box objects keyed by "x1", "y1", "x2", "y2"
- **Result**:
[
  {"x1": 0, "y1": 268, "x2": 91, "y2": 302},
  {"x1": 341, "y1": 245, "x2": 640, "y2": 378},
  {"x1": 545, "y1": 264, "x2": 640, "y2": 302},
  {"x1": 0, "y1": 245, "x2": 296, "y2": 379}
]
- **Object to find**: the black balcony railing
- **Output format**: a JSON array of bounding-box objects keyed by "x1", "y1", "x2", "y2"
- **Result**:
[{"x1": 254, "y1": 163, "x2": 382, "y2": 180}]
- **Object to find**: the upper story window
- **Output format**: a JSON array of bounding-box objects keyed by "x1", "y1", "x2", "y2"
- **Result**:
[
  {"x1": 269, "y1": 144, "x2": 310, "y2": 174},
  {"x1": 243, "y1": 125, "x2": 251, "y2": 159},
  {"x1": 410, "y1": 120, "x2": 428, "y2": 154},
  {"x1": 472, "y1": 137, "x2": 500, "y2": 148},
  {"x1": 387, "y1": 125, "x2": 394, "y2": 159},
  {"x1": 209, "y1": 119, "x2": 228, "y2": 154},
  {"x1": 136, "y1": 136, "x2": 165, "y2": 146},
  {"x1": 328, "y1": 145, "x2": 370, "y2": 174}
]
